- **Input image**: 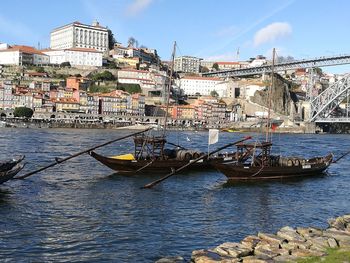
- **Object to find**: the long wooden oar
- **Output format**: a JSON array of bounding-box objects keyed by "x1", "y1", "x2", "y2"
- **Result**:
[
  {"x1": 142, "y1": 136, "x2": 252, "y2": 189},
  {"x1": 15, "y1": 128, "x2": 152, "y2": 180},
  {"x1": 333, "y1": 150, "x2": 350, "y2": 163}
]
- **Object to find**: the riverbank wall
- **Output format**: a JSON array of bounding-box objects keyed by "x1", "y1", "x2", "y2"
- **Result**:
[
  {"x1": 1, "y1": 118, "x2": 312, "y2": 133},
  {"x1": 157, "y1": 214, "x2": 350, "y2": 263}
]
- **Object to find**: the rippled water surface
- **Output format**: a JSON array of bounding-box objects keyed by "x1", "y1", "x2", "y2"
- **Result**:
[{"x1": 0, "y1": 128, "x2": 349, "y2": 262}]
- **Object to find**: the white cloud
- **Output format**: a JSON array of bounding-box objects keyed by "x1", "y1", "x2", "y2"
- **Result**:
[
  {"x1": 125, "y1": 0, "x2": 154, "y2": 16},
  {"x1": 254, "y1": 22, "x2": 292, "y2": 47}
]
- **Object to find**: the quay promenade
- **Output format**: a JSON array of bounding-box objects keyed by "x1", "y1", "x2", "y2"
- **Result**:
[{"x1": 0, "y1": 116, "x2": 311, "y2": 133}]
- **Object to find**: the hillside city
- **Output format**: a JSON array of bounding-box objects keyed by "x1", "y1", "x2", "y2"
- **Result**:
[{"x1": 0, "y1": 20, "x2": 343, "y2": 130}]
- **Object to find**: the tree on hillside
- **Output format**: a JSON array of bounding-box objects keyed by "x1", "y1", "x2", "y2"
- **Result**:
[
  {"x1": 91, "y1": 71, "x2": 115, "y2": 81},
  {"x1": 14, "y1": 107, "x2": 34, "y2": 118},
  {"x1": 36, "y1": 67, "x2": 45, "y2": 73},
  {"x1": 128, "y1": 37, "x2": 139, "y2": 48},
  {"x1": 117, "y1": 83, "x2": 142, "y2": 94},
  {"x1": 60, "y1": 62, "x2": 71, "y2": 68},
  {"x1": 128, "y1": 37, "x2": 136, "y2": 47},
  {"x1": 200, "y1": 66, "x2": 209, "y2": 73},
  {"x1": 210, "y1": 90, "x2": 219, "y2": 97},
  {"x1": 212, "y1": 63, "x2": 219, "y2": 71},
  {"x1": 107, "y1": 29, "x2": 116, "y2": 50}
]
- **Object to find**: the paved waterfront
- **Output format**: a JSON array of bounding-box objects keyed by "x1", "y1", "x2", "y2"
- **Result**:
[{"x1": 0, "y1": 128, "x2": 349, "y2": 262}]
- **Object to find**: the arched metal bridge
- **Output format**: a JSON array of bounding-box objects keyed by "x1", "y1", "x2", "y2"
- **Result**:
[
  {"x1": 202, "y1": 53, "x2": 350, "y2": 123},
  {"x1": 202, "y1": 54, "x2": 350, "y2": 78},
  {"x1": 310, "y1": 73, "x2": 350, "y2": 122}
]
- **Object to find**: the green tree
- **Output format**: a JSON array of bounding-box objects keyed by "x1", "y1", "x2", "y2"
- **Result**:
[
  {"x1": 60, "y1": 62, "x2": 71, "y2": 68},
  {"x1": 13, "y1": 107, "x2": 34, "y2": 118},
  {"x1": 212, "y1": 63, "x2": 219, "y2": 71},
  {"x1": 91, "y1": 71, "x2": 115, "y2": 81},
  {"x1": 200, "y1": 66, "x2": 209, "y2": 73},
  {"x1": 210, "y1": 90, "x2": 219, "y2": 97},
  {"x1": 107, "y1": 29, "x2": 116, "y2": 50},
  {"x1": 89, "y1": 85, "x2": 114, "y2": 93},
  {"x1": 36, "y1": 67, "x2": 45, "y2": 73},
  {"x1": 117, "y1": 83, "x2": 142, "y2": 94}
]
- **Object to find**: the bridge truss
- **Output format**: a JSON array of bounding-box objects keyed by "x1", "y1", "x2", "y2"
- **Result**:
[
  {"x1": 203, "y1": 54, "x2": 350, "y2": 78},
  {"x1": 310, "y1": 73, "x2": 350, "y2": 122}
]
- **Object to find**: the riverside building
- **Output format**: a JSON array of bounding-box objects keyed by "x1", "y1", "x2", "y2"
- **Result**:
[
  {"x1": 50, "y1": 21, "x2": 109, "y2": 52},
  {"x1": 174, "y1": 56, "x2": 201, "y2": 73}
]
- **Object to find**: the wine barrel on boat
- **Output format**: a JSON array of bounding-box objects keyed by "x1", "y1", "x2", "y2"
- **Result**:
[
  {"x1": 176, "y1": 150, "x2": 202, "y2": 161},
  {"x1": 279, "y1": 157, "x2": 305, "y2": 167}
]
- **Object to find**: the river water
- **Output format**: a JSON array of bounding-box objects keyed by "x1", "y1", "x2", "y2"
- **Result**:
[{"x1": 0, "y1": 128, "x2": 349, "y2": 262}]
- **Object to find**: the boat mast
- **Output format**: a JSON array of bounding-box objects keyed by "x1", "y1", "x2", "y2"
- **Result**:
[
  {"x1": 266, "y1": 48, "x2": 275, "y2": 142},
  {"x1": 163, "y1": 41, "x2": 176, "y2": 137}
]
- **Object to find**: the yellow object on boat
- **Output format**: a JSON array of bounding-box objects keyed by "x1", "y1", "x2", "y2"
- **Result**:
[{"x1": 110, "y1": 154, "x2": 135, "y2": 160}]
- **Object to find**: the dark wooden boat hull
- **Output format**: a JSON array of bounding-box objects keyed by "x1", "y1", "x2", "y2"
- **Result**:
[
  {"x1": 213, "y1": 154, "x2": 333, "y2": 181},
  {"x1": 0, "y1": 163, "x2": 25, "y2": 184},
  {"x1": 0, "y1": 155, "x2": 25, "y2": 172},
  {"x1": 89, "y1": 151, "x2": 236, "y2": 174}
]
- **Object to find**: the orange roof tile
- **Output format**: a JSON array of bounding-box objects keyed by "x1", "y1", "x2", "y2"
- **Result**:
[{"x1": 0, "y1": 45, "x2": 46, "y2": 55}]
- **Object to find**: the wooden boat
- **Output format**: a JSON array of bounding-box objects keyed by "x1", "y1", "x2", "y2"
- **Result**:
[
  {"x1": 89, "y1": 135, "x2": 237, "y2": 174},
  {"x1": 213, "y1": 49, "x2": 333, "y2": 181},
  {"x1": 212, "y1": 141, "x2": 333, "y2": 181},
  {"x1": 0, "y1": 163, "x2": 25, "y2": 184},
  {"x1": 89, "y1": 42, "x2": 239, "y2": 175},
  {"x1": 0, "y1": 155, "x2": 25, "y2": 172}
]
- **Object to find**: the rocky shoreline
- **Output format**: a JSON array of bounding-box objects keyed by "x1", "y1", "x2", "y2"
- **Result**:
[{"x1": 156, "y1": 214, "x2": 350, "y2": 263}]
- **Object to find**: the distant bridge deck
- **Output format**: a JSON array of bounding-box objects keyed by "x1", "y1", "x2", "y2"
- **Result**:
[{"x1": 203, "y1": 54, "x2": 350, "y2": 78}]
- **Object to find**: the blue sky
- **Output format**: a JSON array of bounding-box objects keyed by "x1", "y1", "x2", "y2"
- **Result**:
[{"x1": 0, "y1": 0, "x2": 350, "y2": 72}]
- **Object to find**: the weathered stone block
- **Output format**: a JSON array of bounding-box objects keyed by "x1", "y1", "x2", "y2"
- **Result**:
[
  {"x1": 255, "y1": 240, "x2": 280, "y2": 250},
  {"x1": 342, "y1": 214, "x2": 350, "y2": 224},
  {"x1": 213, "y1": 242, "x2": 252, "y2": 258},
  {"x1": 277, "y1": 226, "x2": 305, "y2": 242},
  {"x1": 322, "y1": 229, "x2": 350, "y2": 246},
  {"x1": 241, "y1": 235, "x2": 261, "y2": 249},
  {"x1": 257, "y1": 233, "x2": 285, "y2": 246},
  {"x1": 280, "y1": 240, "x2": 311, "y2": 250},
  {"x1": 307, "y1": 236, "x2": 330, "y2": 249},
  {"x1": 296, "y1": 227, "x2": 323, "y2": 238},
  {"x1": 191, "y1": 249, "x2": 222, "y2": 263},
  {"x1": 253, "y1": 247, "x2": 279, "y2": 259},
  {"x1": 327, "y1": 237, "x2": 338, "y2": 248},
  {"x1": 328, "y1": 217, "x2": 346, "y2": 231}
]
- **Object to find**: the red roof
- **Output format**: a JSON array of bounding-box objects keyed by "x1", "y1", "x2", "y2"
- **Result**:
[{"x1": 0, "y1": 45, "x2": 46, "y2": 55}]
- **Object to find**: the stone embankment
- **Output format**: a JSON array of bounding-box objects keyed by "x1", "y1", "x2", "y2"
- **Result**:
[{"x1": 156, "y1": 214, "x2": 350, "y2": 263}]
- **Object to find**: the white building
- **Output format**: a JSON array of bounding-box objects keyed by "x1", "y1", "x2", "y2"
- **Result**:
[
  {"x1": 177, "y1": 76, "x2": 224, "y2": 96},
  {"x1": 50, "y1": 21, "x2": 109, "y2": 52},
  {"x1": 174, "y1": 56, "x2": 202, "y2": 73},
  {"x1": 43, "y1": 48, "x2": 103, "y2": 67},
  {"x1": 0, "y1": 45, "x2": 49, "y2": 66}
]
